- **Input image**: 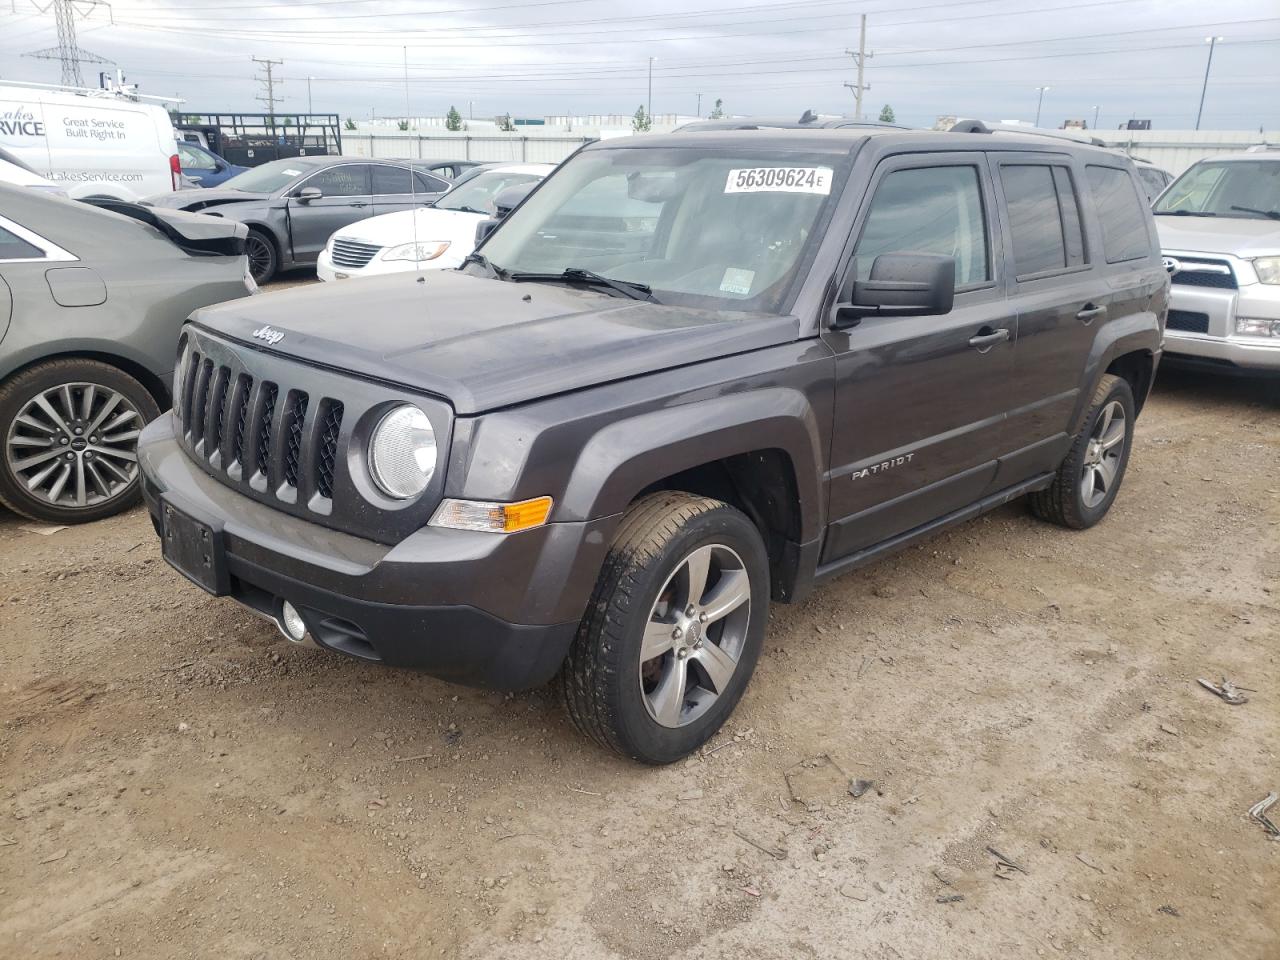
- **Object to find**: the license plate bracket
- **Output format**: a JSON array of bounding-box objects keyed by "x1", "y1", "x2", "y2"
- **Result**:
[{"x1": 160, "y1": 497, "x2": 229, "y2": 595}]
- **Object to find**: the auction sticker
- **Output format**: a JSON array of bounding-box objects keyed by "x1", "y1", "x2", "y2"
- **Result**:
[{"x1": 725, "y1": 166, "x2": 832, "y2": 194}]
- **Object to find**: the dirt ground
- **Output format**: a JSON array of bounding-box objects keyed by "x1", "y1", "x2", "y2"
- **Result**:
[{"x1": 2, "y1": 366, "x2": 1277, "y2": 960}]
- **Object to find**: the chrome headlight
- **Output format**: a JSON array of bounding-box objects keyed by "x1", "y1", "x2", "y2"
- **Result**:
[
  {"x1": 368, "y1": 404, "x2": 437, "y2": 499},
  {"x1": 382, "y1": 240, "x2": 451, "y2": 263},
  {"x1": 1252, "y1": 256, "x2": 1280, "y2": 285}
]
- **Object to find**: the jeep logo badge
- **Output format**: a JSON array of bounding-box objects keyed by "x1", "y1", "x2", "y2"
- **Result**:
[
  {"x1": 1162, "y1": 256, "x2": 1181, "y2": 276},
  {"x1": 252, "y1": 325, "x2": 285, "y2": 345}
]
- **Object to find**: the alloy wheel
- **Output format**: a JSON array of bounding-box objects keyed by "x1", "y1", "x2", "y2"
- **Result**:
[
  {"x1": 245, "y1": 234, "x2": 274, "y2": 282},
  {"x1": 639, "y1": 543, "x2": 752, "y2": 728},
  {"x1": 5, "y1": 382, "x2": 143, "y2": 510},
  {"x1": 1080, "y1": 399, "x2": 1126, "y2": 509}
]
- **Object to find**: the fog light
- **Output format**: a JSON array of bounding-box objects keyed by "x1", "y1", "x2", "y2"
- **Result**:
[
  {"x1": 279, "y1": 601, "x2": 309, "y2": 643},
  {"x1": 1235, "y1": 317, "x2": 1280, "y2": 338}
]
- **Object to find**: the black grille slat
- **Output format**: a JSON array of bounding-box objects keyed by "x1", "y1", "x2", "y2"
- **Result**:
[
  {"x1": 189, "y1": 358, "x2": 213, "y2": 443},
  {"x1": 315, "y1": 401, "x2": 344, "y2": 500},
  {"x1": 203, "y1": 366, "x2": 231, "y2": 461},
  {"x1": 282, "y1": 392, "x2": 309, "y2": 489},
  {"x1": 1167, "y1": 309, "x2": 1210, "y2": 334},
  {"x1": 255, "y1": 384, "x2": 278, "y2": 478},
  {"x1": 180, "y1": 349, "x2": 201, "y2": 434}
]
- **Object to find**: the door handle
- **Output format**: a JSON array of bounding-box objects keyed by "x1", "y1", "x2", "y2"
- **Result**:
[
  {"x1": 968, "y1": 327, "x2": 1010, "y2": 350},
  {"x1": 1076, "y1": 303, "x2": 1107, "y2": 322},
  {"x1": 349, "y1": 201, "x2": 368, "y2": 208}
]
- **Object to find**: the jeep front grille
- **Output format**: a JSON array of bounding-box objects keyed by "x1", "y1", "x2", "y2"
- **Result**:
[
  {"x1": 1170, "y1": 258, "x2": 1237, "y2": 289},
  {"x1": 330, "y1": 238, "x2": 383, "y2": 270}
]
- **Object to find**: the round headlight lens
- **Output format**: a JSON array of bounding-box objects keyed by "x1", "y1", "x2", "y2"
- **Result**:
[{"x1": 368, "y1": 404, "x2": 437, "y2": 499}]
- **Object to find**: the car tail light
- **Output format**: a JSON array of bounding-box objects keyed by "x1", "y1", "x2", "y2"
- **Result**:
[{"x1": 170, "y1": 153, "x2": 181, "y2": 190}]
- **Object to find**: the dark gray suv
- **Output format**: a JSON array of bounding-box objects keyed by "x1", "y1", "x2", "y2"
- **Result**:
[{"x1": 137, "y1": 129, "x2": 1168, "y2": 763}]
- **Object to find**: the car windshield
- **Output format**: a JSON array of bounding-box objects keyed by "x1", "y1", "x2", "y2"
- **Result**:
[
  {"x1": 1153, "y1": 160, "x2": 1280, "y2": 219},
  {"x1": 476, "y1": 147, "x2": 849, "y2": 313},
  {"x1": 435, "y1": 169, "x2": 543, "y2": 214},
  {"x1": 219, "y1": 160, "x2": 313, "y2": 194}
]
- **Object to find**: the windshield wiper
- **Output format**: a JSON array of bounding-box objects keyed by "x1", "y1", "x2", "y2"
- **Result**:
[
  {"x1": 458, "y1": 251, "x2": 508, "y2": 279},
  {"x1": 1230, "y1": 204, "x2": 1280, "y2": 220},
  {"x1": 507, "y1": 268, "x2": 659, "y2": 303},
  {"x1": 1155, "y1": 209, "x2": 1218, "y2": 217},
  {"x1": 444, "y1": 204, "x2": 489, "y2": 216}
]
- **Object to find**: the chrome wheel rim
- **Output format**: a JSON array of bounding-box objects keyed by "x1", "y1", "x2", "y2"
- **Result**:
[
  {"x1": 5, "y1": 381, "x2": 142, "y2": 510},
  {"x1": 246, "y1": 234, "x2": 273, "y2": 281},
  {"x1": 1080, "y1": 399, "x2": 1126, "y2": 509},
  {"x1": 639, "y1": 543, "x2": 751, "y2": 729}
]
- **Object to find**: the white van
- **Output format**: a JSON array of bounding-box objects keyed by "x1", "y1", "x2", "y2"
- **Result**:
[{"x1": 0, "y1": 82, "x2": 179, "y2": 201}]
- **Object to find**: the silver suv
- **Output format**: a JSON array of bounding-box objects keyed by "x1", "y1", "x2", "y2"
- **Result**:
[{"x1": 1154, "y1": 147, "x2": 1280, "y2": 376}]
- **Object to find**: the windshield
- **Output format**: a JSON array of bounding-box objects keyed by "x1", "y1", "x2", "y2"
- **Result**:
[
  {"x1": 1153, "y1": 160, "x2": 1280, "y2": 219},
  {"x1": 220, "y1": 160, "x2": 313, "y2": 194},
  {"x1": 436, "y1": 169, "x2": 543, "y2": 214},
  {"x1": 476, "y1": 147, "x2": 849, "y2": 313}
]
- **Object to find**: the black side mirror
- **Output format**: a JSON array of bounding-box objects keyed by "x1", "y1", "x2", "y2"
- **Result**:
[
  {"x1": 832, "y1": 253, "x2": 956, "y2": 327},
  {"x1": 295, "y1": 186, "x2": 323, "y2": 203},
  {"x1": 492, "y1": 182, "x2": 536, "y2": 217},
  {"x1": 474, "y1": 218, "x2": 500, "y2": 246}
]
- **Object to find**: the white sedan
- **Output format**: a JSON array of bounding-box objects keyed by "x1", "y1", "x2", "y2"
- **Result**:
[{"x1": 316, "y1": 162, "x2": 553, "y2": 281}]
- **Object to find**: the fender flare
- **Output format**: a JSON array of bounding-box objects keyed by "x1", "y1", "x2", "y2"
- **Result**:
[
  {"x1": 559, "y1": 386, "x2": 826, "y2": 542},
  {"x1": 1070, "y1": 311, "x2": 1161, "y2": 433}
]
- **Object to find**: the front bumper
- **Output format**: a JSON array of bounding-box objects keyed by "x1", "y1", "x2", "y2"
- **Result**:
[
  {"x1": 1163, "y1": 255, "x2": 1280, "y2": 375},
  {"x1": 316, "y1": 247, "x2": 463, "y2": 282},
  {"x1": 139, "y1": 415, "x2": 612, "y2": 690}
]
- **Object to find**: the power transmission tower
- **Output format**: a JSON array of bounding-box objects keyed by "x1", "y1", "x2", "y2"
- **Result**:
[
  {"x1": 843, "y1": 14, "x2": 872, "y2": 121},
  {"x1": 252, "y1": 56, "x2": 284, "y2": 116},
  {"x1": 22, "y1": 0, "x2": 113, "y2": 88}
]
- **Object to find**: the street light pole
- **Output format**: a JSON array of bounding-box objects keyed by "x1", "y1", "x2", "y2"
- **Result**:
[
  {"x1": 307, "y1": 76, "x2": 313, "y2": 115},
  {"x1": 1092, "y1": 104, "x2": 1100, "y2": 130},
  {"x1": 1195, "y1": 36, "x2": 1223, "y2": 130},
  {"x1": 1034, "y1": 86, "x2": 1050, "y2": 127},
  {"x1": 647, "y1": 56, "x2": 654, "y2": 122}
]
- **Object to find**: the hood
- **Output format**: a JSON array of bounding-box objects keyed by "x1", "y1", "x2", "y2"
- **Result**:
[
  {"x1": 336, "y1": 207, "x2": 485, "y2": 248},
  {"x1": 189, "y1": 270, "x2": 798, "y2": 414},
  {"x1": 144, "y1": 187, "x2": 273, "y2": 212},
  {"x1": 1156, "y1": 215, "x2": 1280, "y2": 258}
]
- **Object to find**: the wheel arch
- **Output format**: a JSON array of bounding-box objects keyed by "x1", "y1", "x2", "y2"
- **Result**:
[
  {"x1": 1, "y1": 349, "x2": 171, "y2": 410},
  {"x1": 1071, "y1": 313, "x2": 1161, "y2": 433}
]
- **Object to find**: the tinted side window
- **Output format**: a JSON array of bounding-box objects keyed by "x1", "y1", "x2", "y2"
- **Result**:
[
  {"x1": 855, "y1": 165, "x2": 989, "y2": 288},
  {"x1": 414, "y1": 171, "x2": 450, "y2": 193},
  {"x1": 177, "y1": 142, "x2": 213, "y2": 170},
  {"x1": 1000, "y1": 164, "x2": 1085, "y2": 278},
  {"x1": 1135, "y1": 166, "x2": 1168, "y2": 201},
  {"x1": 1087, "y1": 165, "x2": 1151, "y2": 262},
  {"x1": 371, "y1": 165, "x2": 414, "y2": 195},
  {"x1": 0, "y1": 225, "x2": 43, "y2": 260},
  {"x1": 306, "y1": 165, "x2": 371, "y2": 197}
]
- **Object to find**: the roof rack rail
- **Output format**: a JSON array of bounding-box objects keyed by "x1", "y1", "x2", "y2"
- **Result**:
[
  {"x1": 949, "y1": 119, "x2": 1107, "y2": 147},
  {"x1": 799, "y1": 109, "x2": 818, "y2": 124}
]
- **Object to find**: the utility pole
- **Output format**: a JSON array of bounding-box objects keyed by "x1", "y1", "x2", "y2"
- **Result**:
[
  {"x1": 1195, "y1": 36, "x2": 1223, "y2": 130},
  {"x1": 696, "y1": 92, "x2": 702, "y2": 118},
  {"x1": 306, "y1": 76, "x2": 314, "y2": 115},
  {"x1": 252, "y1": 57, "x2": 284, "y2": 119},
  {"x1": 1034, "y1": 85, "x2": 1050, "y2": 126},
  {"x1": 1092, "y1": 104, "x2": 1100, "y2": 129},
  {"x1": 843, "y1": 15, "x2": 872, "y2": 120},
  {"x1": 647, "y1": 57, "x2": 655, "y2": 122},
  {"x1": 403, "y1": 46, "x2": 411, "y2": 126},
  {"x1": 22, "y1": 0, "x2": 113, "y2": 88}
]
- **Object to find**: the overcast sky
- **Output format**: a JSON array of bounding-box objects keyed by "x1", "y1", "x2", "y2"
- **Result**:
[{"x1": 1, "y1": 0, "x2": 1277, "y2": 129}]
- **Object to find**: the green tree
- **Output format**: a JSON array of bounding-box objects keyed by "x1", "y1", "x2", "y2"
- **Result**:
[
  {"x1": 878, "y1": 104, "x2": 896, "y2": 123},
  {"x1": 343, "y1": 117, "x2": 357, "y2": 130},
  {"x1": 446, "y1": 105, "x2": 463, "y2": 131},
  {"x1": 632, "y1": 104, "x2": 652, "y2": 133},
  {"x1": 498, "y1": 113, "x2": 515, "y2": 132},
  {"x1": 709, "y1": 98, "x2": 725, "y2": 120},
  {"x1": 397, "y1": 119, "x2": 410, "y2": 131}
]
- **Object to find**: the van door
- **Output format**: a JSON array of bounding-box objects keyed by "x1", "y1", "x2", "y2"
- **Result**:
[
  {"x1": 40, "y1": 96, "x2": 175, "y2": 199},
  {"x1": 988, "y1": 153, "x2": 1101, "y2": 483},
  {"x1": 820, "y1": 154, "x2": 1016, "y2": 563}
]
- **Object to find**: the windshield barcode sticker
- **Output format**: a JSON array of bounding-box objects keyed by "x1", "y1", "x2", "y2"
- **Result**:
[{"x1": 725, "y1": 167, "x2": 833, "y2": 195}]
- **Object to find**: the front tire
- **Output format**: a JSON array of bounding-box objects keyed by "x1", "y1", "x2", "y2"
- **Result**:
[
  {"x1": 1029, "y1": 373, "x2": 1135, "y2": 530},
  {"x1": 0, "y1": 359, "x2": 160, "y2": 524},
  {"x1": 245, "y1": 228, "x2": 278, "y2": 285},
  {"x1": 561, "y1": 492, "x2": 770, "y2": 764}
]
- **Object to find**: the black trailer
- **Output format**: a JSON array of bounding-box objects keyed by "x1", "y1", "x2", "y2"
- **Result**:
[{"x1": 174, "y1": 113, "x2": 342, "y2": 167}]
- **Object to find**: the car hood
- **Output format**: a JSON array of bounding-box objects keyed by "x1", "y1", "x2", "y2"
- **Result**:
[
  {"x1": 189, "y1": 270, "x2": 798, "y2": 414},
  {"x1": 1156, "y1": 215, "x2": 1280, "y2": 258},
  {"x1": 145, "y1": 187, "x2": 274, "y2": 212},
  {"x1": 335, "y1": 207, "x2": 485, "y2": 248}
]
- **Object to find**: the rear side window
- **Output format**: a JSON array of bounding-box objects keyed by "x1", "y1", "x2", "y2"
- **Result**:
[
  {"x1": 0, "y1": 225, "x2": 43, "y2": 260},
  {"x1": 1000, "y1": 164, "x2": 1085, "y2": 278},
  {"x1": 1087, "y1": 165, "x2": 1151, "y2": 262},
  {"x1": 414, "y1": 171, "x2": 450, "y2": 193},
  {"x1": 855, "y1": 165, "x2": 989, "y2": 288}
]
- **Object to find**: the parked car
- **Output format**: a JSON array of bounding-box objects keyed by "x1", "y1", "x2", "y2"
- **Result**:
[
  {"x1": 0, "y1": 81, "x2": 181, "y2": 200},
  {"x1": 317, "y1": 162, "x2": 552, "y2": 281},
  {"x1": 1154, "y1": 147, "x2": 1280, "y2": 378},
  {"x1": 137, "y1": 128, "x2": 1166, "y2": 763},
  {"x1": 0, "y1": 183, "x2": 253, "y2": 523},
  {"x1": 143, "y1": 157, "x2": 451, "y2": 283},
  {"x1": 175, "y1": 140, "x2": 249, "y2": 188},
  {"x1": 407, "y1": 159, "x2": 485, "y2": 180}
]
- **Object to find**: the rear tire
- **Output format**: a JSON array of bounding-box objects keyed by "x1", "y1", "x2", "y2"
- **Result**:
[
  {"x1": 245, "y1": 228, "x2": 277, "y2": 284},
  {"x1": 561, "y1": 492, "x2": 769, "y2": 764},
  {"x1": 1029, "y1": 373, "x2": 1135, "y2": 530},
  {"x1": 0, "y1": 359, "x2": 160, "y2": 524}
]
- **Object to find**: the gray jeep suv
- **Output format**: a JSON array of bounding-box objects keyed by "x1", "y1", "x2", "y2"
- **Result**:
[{"x1": 137, "y1": 129, "x2": 1168, "y2": 763}]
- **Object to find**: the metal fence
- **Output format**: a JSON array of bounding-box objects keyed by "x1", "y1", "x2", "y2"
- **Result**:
[
  {"x1": 1094, "y1": 130, "x2": 1277, "y2": 176},
  {"x1": 341, "y1": 133, "x2": 593, "y2": 164}
]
